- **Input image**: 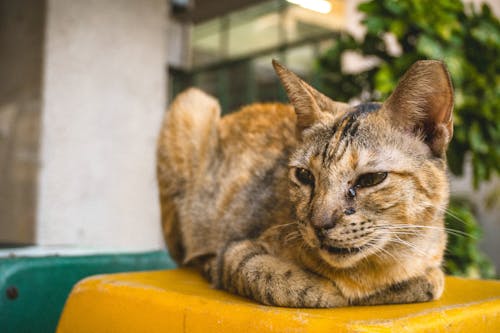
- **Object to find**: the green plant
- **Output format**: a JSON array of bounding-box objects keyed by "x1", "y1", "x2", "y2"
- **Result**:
[
  {"x1": 445, "y1": 198, "x2": 496, "y2": 278},
  {"x1": 316, "y1": 0, "x2": 498, "y2": 278}
]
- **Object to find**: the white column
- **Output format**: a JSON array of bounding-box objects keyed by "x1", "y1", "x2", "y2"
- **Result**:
[{"x1": 37, "y1": 0, "x2": 168, "y2": 251}]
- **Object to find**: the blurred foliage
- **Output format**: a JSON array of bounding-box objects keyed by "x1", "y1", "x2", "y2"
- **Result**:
[
  {"x1": 316, "y1": 0, "x2": 498, "y2": 278},
  {"x1": 445, "y1": 198, "x2": 496, "y2": 279}
]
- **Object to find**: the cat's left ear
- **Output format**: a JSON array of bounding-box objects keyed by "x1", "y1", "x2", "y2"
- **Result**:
[
  {"x1": 382, "y1": 60, "x2": 454, "y2": 157},
  {"x1": 272, "y1": 60, "x2": 347, "y2": 136}
]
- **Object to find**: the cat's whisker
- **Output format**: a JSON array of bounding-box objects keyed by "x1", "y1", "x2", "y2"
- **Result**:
[
  {"x1": 287, "y1": 236, "x2": 302, "y2": 243},
  {"x1": 267, "y1": 222, "x2": 299, "y2": 231},
  {"x1": 374, "y1": 226, "x2": 427, "y2": 238},
  {"x1": 368, "y1": 239, "x2": 400, "y2": 262},
  {"x1": 394, "y1": 234, "x2": 428, "y2": 253},
  {"x1": 385, "y1": 237, "x2": 428, "y2": 257},
  {"x1": 376, "y1": 224, "x2": 473, "y2": 238},
  {"x1": 363, "y1": 247, "x2": 383, "y2": 262},
  {"x1": 284, "y1": 231, "x2": 302, "y2": 244},
  {"x1": 374, "y1": 245, "x2": 413, "y2": 277},
  {"x1": 374, "y1": 228, "x2": 422, "y2": 243},
  {"x1": 379, "y1": 231, "x2": 423, "y2": 237},
  {"x1": 387, "y1": 241, "x2": 427, "y2": 258},
  {"x1": 441, "y1": 207, "x2": 469, "y2": 225},
  {"x1": 371, "y1": 245, "x2": 392, "y2": 260},
  {"x1": 284, "y1": 232, "x2": 297, "y2": 237}
]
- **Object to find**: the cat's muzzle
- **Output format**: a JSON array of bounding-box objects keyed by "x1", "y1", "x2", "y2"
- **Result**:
[{"x1": 313, "y1": 222, "x2": 374, "y2": 256}]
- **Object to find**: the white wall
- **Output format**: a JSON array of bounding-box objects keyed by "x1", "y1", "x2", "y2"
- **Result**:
[{"x1": 37, "y1": 0, "x2": 168, "y2": 251}]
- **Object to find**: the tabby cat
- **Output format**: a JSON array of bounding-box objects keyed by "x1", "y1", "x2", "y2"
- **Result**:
[{"x1": 156, "y1": 60, "x2": 453, "y2": 307}]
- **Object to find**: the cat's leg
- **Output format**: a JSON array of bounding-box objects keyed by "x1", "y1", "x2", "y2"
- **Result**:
[
  {"x1": 206, "y1": 240, "x2": 348, "y2": 308},
  {"x1": 351, "y1": 266, "x2": 444, "y2": 306}
]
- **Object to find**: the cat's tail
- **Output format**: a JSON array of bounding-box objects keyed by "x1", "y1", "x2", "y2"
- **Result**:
[{"x1": 157, "y1": 88, "x2": 221, "y2": 263}]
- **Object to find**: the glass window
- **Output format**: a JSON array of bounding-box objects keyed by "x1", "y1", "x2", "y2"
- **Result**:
[
  {"x1": 173, "y1": 0, "x2": 347, "y2": 111},
  {"x1": 227, "y1": 1, "x2": 282, "y2": 58},
  {"x1": 254, "y1": 52, "x2": 284, "y2": 103},
  {"x1": 190, "y1": 0, "x2": 346, "y2": 68},
  {"x1": 192, "y1": 18, "x2": 222, "y2": 67},
  {"x1": 285, "y1": 43, "x2": 316, "y2": 79}
]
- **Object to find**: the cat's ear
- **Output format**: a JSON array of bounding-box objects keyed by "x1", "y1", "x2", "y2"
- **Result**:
[
  {"x1": 272, "y1": 60, "x2": 346, "y2": 135},
  {"x1": 383, "y1": 60, "x2": 454, "y2": 156}
]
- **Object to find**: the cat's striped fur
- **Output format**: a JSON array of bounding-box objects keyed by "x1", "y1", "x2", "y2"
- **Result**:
[{"x1": 157, "y1": 60, "x2": 453, "y2": 307}]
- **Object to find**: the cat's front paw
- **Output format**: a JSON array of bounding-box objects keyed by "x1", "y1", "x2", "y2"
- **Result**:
[
  {"x1": 398, "y1": 266, "x2": 444, "y2": 302},
  {"x1": 351, "y1": 267, "x2": 444, "y2": 306},
  {"x1": 423, "y1": 266, "x2": 445, "y2": 300}
]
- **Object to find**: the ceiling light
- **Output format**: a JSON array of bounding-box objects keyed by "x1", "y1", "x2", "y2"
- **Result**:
[{"x1": 286, "y1": 0, "x2": 332, "y2": 14}]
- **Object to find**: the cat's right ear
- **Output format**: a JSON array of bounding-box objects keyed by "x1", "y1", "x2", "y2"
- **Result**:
[
  {"x1": 382, "y1": 60, "x2": 454, "y2": 157},
  {"x1": 272, "y1": 60, "x2": 345, "y2": 136}
]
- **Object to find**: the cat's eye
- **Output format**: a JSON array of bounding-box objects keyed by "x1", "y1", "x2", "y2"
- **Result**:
[
  {"x1": 355, "y1": 172, "x2": 388, "y2": 188},
  {"x1": 295, "y1": 168, "x2": 315, "y2": 186}
]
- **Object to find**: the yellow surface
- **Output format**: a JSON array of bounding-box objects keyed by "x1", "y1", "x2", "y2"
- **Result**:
[{"x1": 57, "y1": 269, "x2": 500, "y2": 333}]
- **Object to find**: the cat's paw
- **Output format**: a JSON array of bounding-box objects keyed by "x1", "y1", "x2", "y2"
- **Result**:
[
  {"x1": 423, "y1": 266, "x2": 445, "y2": 300},
  {"x1": 351, "y1": 267, "x2": 444, "y2": 306}
]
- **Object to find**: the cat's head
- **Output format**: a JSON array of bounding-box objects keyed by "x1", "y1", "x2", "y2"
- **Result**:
[{"x1": 273, "y1": 60, "x2": 453, "y2": 268}]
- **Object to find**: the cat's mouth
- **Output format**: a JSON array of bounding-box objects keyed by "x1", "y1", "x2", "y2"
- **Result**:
[{"x1": 320, "y1": 243, "x2": 369, "y2": 255}]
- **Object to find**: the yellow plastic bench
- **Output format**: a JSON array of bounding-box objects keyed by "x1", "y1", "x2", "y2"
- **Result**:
[{"x1": 56, "y1": 269, "x2": 500, "y2": 333}]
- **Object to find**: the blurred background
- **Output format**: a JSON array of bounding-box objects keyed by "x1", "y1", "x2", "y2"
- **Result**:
[{"x1": 1, "y1": 0, "x2": 499, "y2": 276}]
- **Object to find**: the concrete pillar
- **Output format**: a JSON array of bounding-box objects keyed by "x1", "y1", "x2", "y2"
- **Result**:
[{"x1": 37, "y1": 0, "x2": 168, "y2": 250}]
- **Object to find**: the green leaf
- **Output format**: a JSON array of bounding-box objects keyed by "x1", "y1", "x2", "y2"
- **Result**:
[
  {"x1": 416, "y1": 34, "x2": 445, "y2": 58},
  {"x1": 374, "y1": 64, "x2": 396, "y2": 97},
  {"x1": 358, "y1": 1, "x2": 378, "y2": 14},
  {"x1": 364, "y1": 16, "x2": 386, "y2": 34},
  {"x1": 471, "y1": 21, "x2": 500, "y2": 45},
  {"x1": 469, "y1": 122, "x2": 489, "y2": 154},
  {"x1": 384, "y1": 0, "x2": 405, "y2": 15},
  {"x1": 389, "y1": 21, "x2": 406, "y2": 38}
]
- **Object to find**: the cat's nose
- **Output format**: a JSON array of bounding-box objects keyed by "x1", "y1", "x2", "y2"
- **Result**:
[{"x1": 311, "y1": 209, "x2": 341, "y2": 232}]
